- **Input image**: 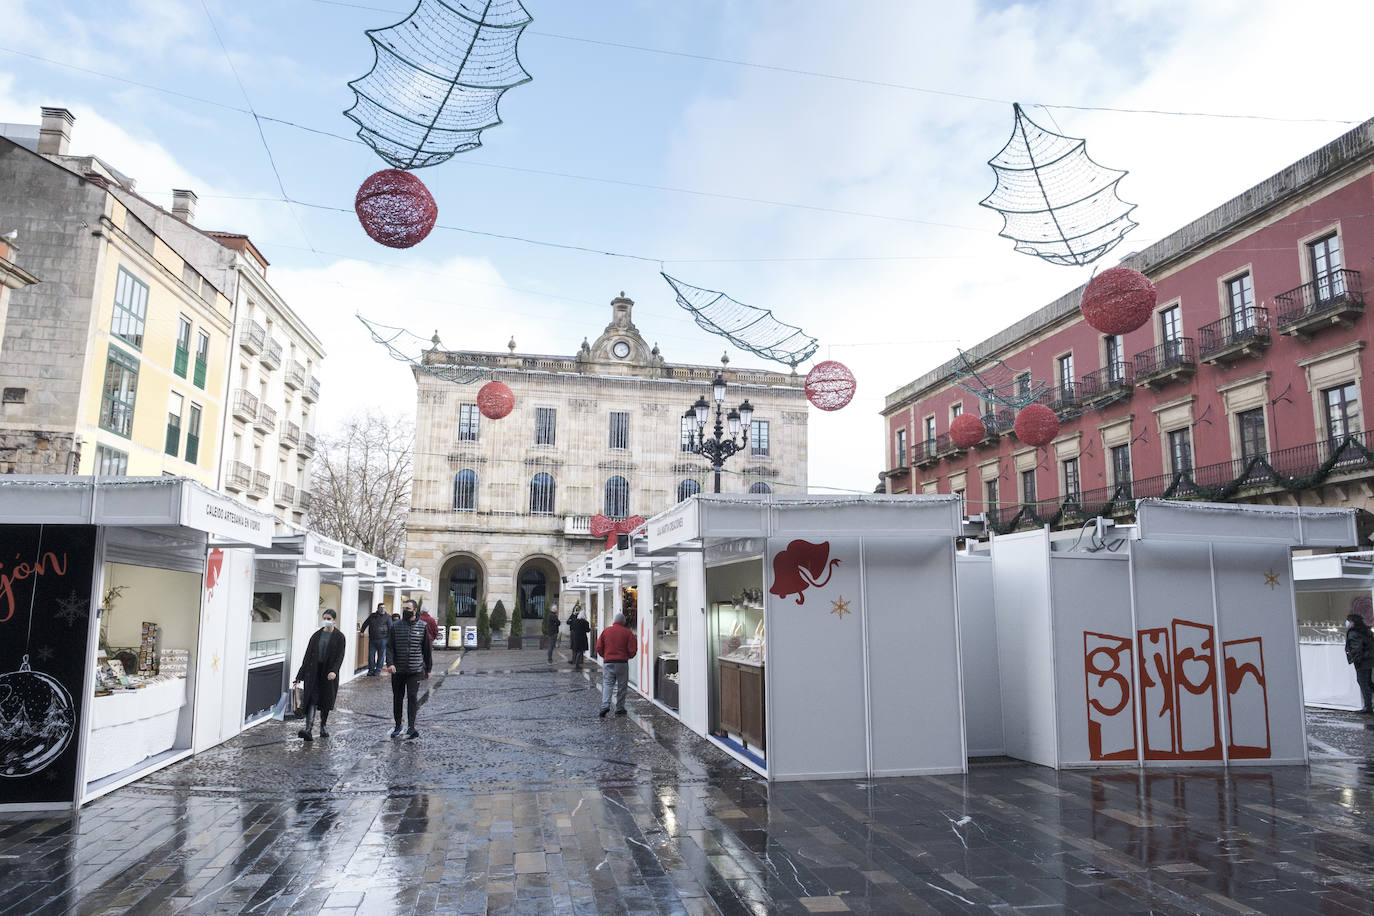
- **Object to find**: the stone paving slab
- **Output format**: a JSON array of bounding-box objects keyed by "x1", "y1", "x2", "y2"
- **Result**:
[{"x1": 4, "y1": 648, "x2": 1374, "y2": 913}]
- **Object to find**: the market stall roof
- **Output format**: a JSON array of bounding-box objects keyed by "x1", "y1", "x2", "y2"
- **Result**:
[
  {"x1": 1134, "y1": 499, "x2": 1357, "y2": 545},
  {"x1": 1293, "y1": 551, "x2": 1374, "y2": 591},
  {"x1": 346, "y1": 549, "x2": 383, "y2": 582},
  {"x1": 256, "y1": 530, "x2": 346, "y2": 571},
  {"x1": 0, "y1": 476, "x2": 273, "y2": 546}
]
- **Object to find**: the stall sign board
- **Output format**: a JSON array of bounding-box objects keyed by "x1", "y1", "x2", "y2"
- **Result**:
[
  {"x1": 0, "y1": 524, "x2": 97, "y2": 807},
  {"x1": 352, "y1": 553, "x2": 379, "y2": 577},
  {"x1": 304, "y1": 533, "x2": 344, "y2": 569},
  {"x1": 648, "y1": 500, "x2": 699, "y2": 554},
  {"x1": 180, "y1": 486, "x2": 272, "y2": 547}
]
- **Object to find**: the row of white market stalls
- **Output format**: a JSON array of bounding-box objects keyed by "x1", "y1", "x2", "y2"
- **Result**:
[
  {"x1": 565, "y1": 494, "x2": 1357, "y2": 781},
  {"x1": 0, "y1": 476, "x2": 430, "y2": 812}
]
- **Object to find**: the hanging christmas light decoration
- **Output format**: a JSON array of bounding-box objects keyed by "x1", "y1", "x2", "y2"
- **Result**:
[
  {"x1": 345, "y1": 0, "x2": 533, "y2": 247},
  {"x1": 355, "y1": 169, "x2": 439, "y2": 249},
  {"x1": 357, "y1": 315, "x2": 488, "y2": 385},
  {"x1": 661, "y1": 273, "x2": 819, "y2": 369},
  {"x1": 1080, "y1": 266, "x2": 1158, "y2": 335},
  {"x1": 804, "y1": 361, "x2": 856, "y2": 411},
  {"x1": 949, "y1": 348, "x2": 1048, "y2": 409},
  {"x1": 950, "y1": 412, "x2": 987, "y2": 448},
  {"x1": 477, "y1": 380, "x2": 515, "y2": 419},
  {"x1": 1014, "y1": 403, "x2": 1060, "y2": 447},
  {"x1": 980, "y1": 103, "x2": 1138, "y2": 266}
]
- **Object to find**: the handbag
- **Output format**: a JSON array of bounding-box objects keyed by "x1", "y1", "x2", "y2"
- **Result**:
[{"x1": 291, "y1": 684, "x2": 303, "y2": 713}]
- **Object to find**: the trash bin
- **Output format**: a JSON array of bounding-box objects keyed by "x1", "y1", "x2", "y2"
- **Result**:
[
  {"x1": 449, "y1": 626, "x2": 464, "y2": 647},
  {"x1": 463, "y1": 626, "x2": 478, "y2": 648}
]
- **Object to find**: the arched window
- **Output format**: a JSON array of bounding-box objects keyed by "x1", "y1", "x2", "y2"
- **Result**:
[
  {"x1": 530, "y1": 472, "x2": 555, "y2": 515},
  {"x1": 448, "y1": 561, "x2": 481, "y2": 617},
  {"x1": 453, "y1": 469, "x2": 477, "y2": 510},
  {"x1": 605, "y1": 475, "x2": 630, "y2": 518},
  {"x1": 519, "y1": 566, "x2": 547, "y2": 617},
  {"x1": 749, "y1": 482, "x2": 772, "y2": 494},
  {"x1": 677, "y1": 479, "x2": 701, "y2": 502}
]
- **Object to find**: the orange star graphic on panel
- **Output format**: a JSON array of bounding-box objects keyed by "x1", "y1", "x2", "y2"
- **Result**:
[
  {"x1": 211, "y1": 652, "x2": 221, "y2": 672},
  {"x1": 830, "y1": 595, "x2": 852, "y2": 619},
  {"x1": 1264, "y1": 569, "x2": 1280, "y2": 590}
]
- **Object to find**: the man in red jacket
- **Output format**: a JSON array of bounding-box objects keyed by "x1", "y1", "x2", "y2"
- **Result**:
[{"x1": 595, "y1": 612, "x2": 637, "y2": 718}]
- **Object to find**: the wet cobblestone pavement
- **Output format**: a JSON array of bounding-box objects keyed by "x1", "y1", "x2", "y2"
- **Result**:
[{"x1": 5, "y1": 651, "x2": 1374, "y2": 914}]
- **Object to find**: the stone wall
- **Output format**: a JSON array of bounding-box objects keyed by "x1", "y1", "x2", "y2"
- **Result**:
[{"x1": 0, "y1": 429, "x2": 80, "y2": 473}]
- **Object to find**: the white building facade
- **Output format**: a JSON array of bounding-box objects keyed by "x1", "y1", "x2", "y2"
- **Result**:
[{"x1": 407, "y1": 294, "x2": 809, "y2": 622}]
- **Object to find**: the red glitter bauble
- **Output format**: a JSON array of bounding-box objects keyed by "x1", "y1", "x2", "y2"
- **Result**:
[
  {"x1": 354, "y1": 169, "x2": 438, "y2": 249},
  {"x1": 1080, "y1": 267, "x2": 1157, "y2": 336},
  {"x1": 1013, "y1": 403, "x2": 1060, "y2": 447},
  {"x1": 477, "y1": 381, "x2": 514, "y2": 420},
  {"x1": 950, "y1": 412, "x2": 986, "y2": 448},
  {"x1": 805, "y1": 361, "x2": 856, "y2": 411}
]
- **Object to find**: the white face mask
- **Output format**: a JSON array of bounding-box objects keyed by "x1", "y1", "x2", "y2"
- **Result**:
[{"x1": 323, "y1": 618, "x2": 335, "y2": 628}]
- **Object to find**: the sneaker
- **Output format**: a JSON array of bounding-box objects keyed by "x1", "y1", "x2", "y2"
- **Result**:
[
  {"x1": 599, "y1": 708, "x2": 609, "y2": 718},
  {"x1": 406, "y1": 728, "x2": 421, "y2": 739},
  {"x1": 390, "y1": 727, "x2": 403, "y2": 737},
  {"x1": 615, "y1": 709, "x2": 627, "y2": 717},
  {"x1": 319, "y1": 728, "x2": 330, "y2": 738},
  {"x1": 298, "y1": 729, "x2": 313, "y2": 741}
]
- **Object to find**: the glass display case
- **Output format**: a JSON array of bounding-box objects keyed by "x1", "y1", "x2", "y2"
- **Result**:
[
  {"x1": 654, "y1": 582, "x2": 680, "y2": 710},
  {"x1": 1299, "y1": 621, "x2": 1347, "y2": 644},
  {"x1": 706, "y1": 556, "x2": 767, "y2": 756}
]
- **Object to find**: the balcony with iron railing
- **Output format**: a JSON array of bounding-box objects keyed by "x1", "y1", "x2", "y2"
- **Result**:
[
  {"x1": 1033, "y1": 385, "x2": 1083, "y2": 417},
  {"x1": 240, "y1": 319, "x2": 265, "y2": 355},
  {"x1": 275, "y1": 482, "x2": 296, "y2": 508},
  {"x1": 982, "y1": 427, "x2": 1374, "y2": 532},
  {"x1": 284, "y1": 360, "x2": 306, "y2": 390},
  {"x1": 1078, "y1": 363, "x2": 1134, "y2": 403},
  {"x1": 232, "y1": 389, "x2": 258, "y2": 423},
  {"x1": 981, "y1": 408, "x2": 1016, "y2": 438},
  {"x1": 912, "y1": 437, "x2": 940, "y2": 468},
  {"x1": 932, "y1": 431, "x2": 963, "y2": 458},
  {"x1": 254, "y1": 403, "x2": 277, "y2": 435},
  {"x1": 280, "y1": 420, "x2": 300, "y2": 448},
  {"x1": 250, "y1": 470, "x2": 270, "y2": 497},
  {"x1": 304, "y1": 376, "x2": 321, "y2": 403},
  {"x1": 1198, "y1": 307, "x2": 1271, "y2": 365},
  {"x1": 299, "y1": 433, "x2": 317, "y2": 458},
  {"x1": 298, "y1": 489, "x2": 314, "y2": 511},
  {"x1": 1133, "y1": 337, "x2": 1196, "y2": 388},
  {"x1": 261, "y1": 338, "x2": 283, "y2": 369},
  {"x1": 224, "y1": 460, "x2": 251, "y2": 492},
  {"x1": 1275, "y1": 268, "x2": 1364, "y2": 337}
]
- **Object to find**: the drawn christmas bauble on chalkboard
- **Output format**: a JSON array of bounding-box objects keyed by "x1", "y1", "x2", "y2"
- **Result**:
[{"x1": 0, "y1": 658, "x2": 75, "y2": 778}]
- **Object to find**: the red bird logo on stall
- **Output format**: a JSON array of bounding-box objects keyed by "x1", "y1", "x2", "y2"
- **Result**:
[
  {"x1": 769, "y1": 539, "x2": 840, "y2": 605},
  {"x1": 589, "y1": 514, "x2": 647, "y2": 550},
  {"x1": 206, "y1": 548, "x2": 224, "y2": 598}
]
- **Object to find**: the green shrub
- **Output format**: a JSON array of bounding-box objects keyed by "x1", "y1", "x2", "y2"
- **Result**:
[
  {"x1": 491, "y1": 599, "x2": 507, "y2": 634},
  {"x1": 509, "y1": 599, "x2": 523, "y2": 639},
  {"x1": 476, "y1": 599, "x2": 490, "y2": 642},
  {"x1": 445, "y1": 593, "x2": 457, "y2": 630}
]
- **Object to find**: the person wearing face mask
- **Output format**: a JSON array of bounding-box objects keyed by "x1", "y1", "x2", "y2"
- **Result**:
[
  {"x1": 294, "y1": 608, "x2": 347, "y2": 741},
  {"x1": 386, "y1": 600, "x2": 432, "y2": 738},
  {"x1": 1346, "y1": 612, "x2": 1374, "y2": 714}
]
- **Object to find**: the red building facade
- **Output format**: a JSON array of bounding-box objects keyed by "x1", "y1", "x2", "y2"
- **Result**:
[{"x1": 882, "y1": 118, "x2": 1374, "y2": 536}]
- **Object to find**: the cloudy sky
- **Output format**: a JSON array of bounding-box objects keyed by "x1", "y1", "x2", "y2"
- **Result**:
[{"x1": 3, "y1": 0, "x2": 1372, "y2": 492}]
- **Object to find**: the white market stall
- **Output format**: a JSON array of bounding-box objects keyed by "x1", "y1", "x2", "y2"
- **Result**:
[
  {"x1": 1292, "y1": 552, "x2": 1374, "y2": 710},
  {"x1": 986, "y1": 500, "x2": 1357, "y2": 770},
  {"x1": 0, "y1": 476, "x2": 273, "y2": 811},
  {"x1": 639, "y1": 494, "x2": 967, "y2": 781}
]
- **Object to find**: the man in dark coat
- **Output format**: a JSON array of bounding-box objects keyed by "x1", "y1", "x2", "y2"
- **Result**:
[
  {"x1": 295, "y1": 608, "x2": 347, "y2": 741},
  {"x1": 387, "y1": 600, "x2": 433, "y2": 739},
  {"x1": 568, "y1": 607, "x2": 590, "y2": 670},
  {"x1": 360, "y1": 603, "x2": 391, "y2": 676},
  {"x1": 1346, "y1": 612, "x2": 1374, "y2": 713},
  {"x1": 544, "y1": 605, "x2": 562, "y2": 663}
]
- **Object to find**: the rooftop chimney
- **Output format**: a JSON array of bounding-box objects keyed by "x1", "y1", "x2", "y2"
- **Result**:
[
  {"x1": 38, "y1": 107, "x2": 74, "y2": 156},
  {"x1": 171, "y1": 189, "x2": 198, "y2": 224}
]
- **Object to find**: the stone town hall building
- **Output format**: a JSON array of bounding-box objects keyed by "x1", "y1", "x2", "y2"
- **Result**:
[{"x1": 408, "y1": 293, "x2": 809, "y2": 621}]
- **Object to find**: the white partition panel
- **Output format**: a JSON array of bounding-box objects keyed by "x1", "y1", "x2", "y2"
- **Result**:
[
  {"x1": 338, "y1": 576, "x2": 360, "y2": 685},
  {"x1": 636, "y1": 569, "x2": 654, "y2": 697},
  {"x1": 1212, "y1": 542, "x2": 1307, "y2": 765},
  {"x1": 865, "y1": 538, "x2": 964, "y2": 776},
  {"x1": 992, "y1": 529, "x2": 1057, "y2": 768},
  {"x1": 193, "y1": 546, "x2": 254, "y2": 753},
  {"x1": 290, "y1": 567, "x2": 322, "y2": 680},
  {"x1": 957, "y1": 555, "x2": 1002, "y2": 757},
  {"x1": 767, "y1": 536, "x2": 868, "y2": 780},
  {"x1": 676, "y1": 552, "x2": 709, "y2": 735},
  {"x1": 1049, "y1": 553, "x2": 1134, "y2": 768}
]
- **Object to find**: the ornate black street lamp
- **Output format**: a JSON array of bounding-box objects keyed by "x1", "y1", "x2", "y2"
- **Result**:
[{"x1": 685, "y1": 373, "x2": 754, "y2": 493}]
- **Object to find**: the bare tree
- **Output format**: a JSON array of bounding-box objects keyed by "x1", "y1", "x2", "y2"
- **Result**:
[{"x1": 308, "y1": 412, "x2": 412, "y2": 564}]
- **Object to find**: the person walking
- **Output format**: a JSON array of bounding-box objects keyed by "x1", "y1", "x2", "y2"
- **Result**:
[
  {"x1": 568, "y1": 607, "x2": 590, "y2": 670},
  {"x1": 294, "y1": 608, "x2": 346, "y2": 741},
  {"x1": 1346, "y1": 611, "x2": 1374, "y2": 713},
  {"x1": 595, "y1": 611, "x2": 636, "y2": 718},
  {"x1": 419, "y1": 604, "x2": 440, "y2": 644},
  {"x1": 360, "y1": 603, "x2": 392, "y2": 676},
  {"x1": 544, "y1": 605, "x2": 562, "y2": 663},
  {"x1": 387, "y1": 600, "x2": 433, "y2": 738}
]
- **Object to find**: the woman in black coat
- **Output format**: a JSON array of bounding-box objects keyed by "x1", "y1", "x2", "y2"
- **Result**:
[
  {"x1": 294, "y1": 608, "x2": 347, "y2": 740},
  {"x1": 568, "y1": 608, "x2": 591, "y2": 670}
]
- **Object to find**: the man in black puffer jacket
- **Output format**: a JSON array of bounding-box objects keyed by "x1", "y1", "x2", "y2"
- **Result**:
[
  {"x1": 1346, "y1": 612, "x2": 1374, "y2": 714},
  {"x1": 386, "y1": 600, "x2": 433, "y2": 738}
]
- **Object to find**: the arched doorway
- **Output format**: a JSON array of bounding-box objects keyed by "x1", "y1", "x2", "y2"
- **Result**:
[
  {"x1": 439, "y1": 553, "x2": 484, "y2": 618},
  {"x1": 515, "y1": 556, "x2": 562, "y2": 621}
]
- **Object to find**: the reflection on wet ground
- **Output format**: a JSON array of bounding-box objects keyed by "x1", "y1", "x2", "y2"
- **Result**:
[{"x1": 5, "y1": 651, "x2": 1374, "y2": 914}]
